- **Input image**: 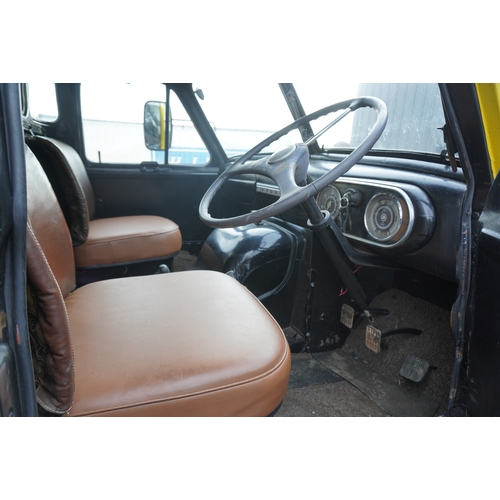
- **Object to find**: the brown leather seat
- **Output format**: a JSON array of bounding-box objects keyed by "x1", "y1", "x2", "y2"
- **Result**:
[
  {"x1": 27, "y1": 136, "x2": 182, "y2": 269},
  {"x1": 25, "y1": 144, "x2": 291, "y2": 416}
]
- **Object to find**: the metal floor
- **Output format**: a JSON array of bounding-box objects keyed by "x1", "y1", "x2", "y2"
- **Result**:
[
  {"x1": 277, "y1": 288, "x2": 455, "y2": 417},
  {"x1": 277, "y1": 353, "x2": 392, "y2": 417}
]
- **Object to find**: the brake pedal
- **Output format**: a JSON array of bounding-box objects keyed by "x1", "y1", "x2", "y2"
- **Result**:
[{"x1": 400, "y1": 355, "x2": 430, "y2": 383}]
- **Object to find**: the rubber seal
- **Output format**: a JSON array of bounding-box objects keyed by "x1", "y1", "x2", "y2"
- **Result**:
[{"x1": 306, "y1": 210, "x2": 332, "y2": 231}]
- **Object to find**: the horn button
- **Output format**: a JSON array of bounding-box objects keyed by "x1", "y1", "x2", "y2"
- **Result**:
[{"x1": 268, "y1": 145, "x2": 297, "y2": 164}]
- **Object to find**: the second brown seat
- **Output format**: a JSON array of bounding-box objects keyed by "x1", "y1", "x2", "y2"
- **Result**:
[{"x1": 27, "y1": 136, "x2": 182, "y2": 275}]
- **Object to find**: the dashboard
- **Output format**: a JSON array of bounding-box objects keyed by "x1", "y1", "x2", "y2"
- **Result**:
[{"x1": 252, "y1": 155, "x2": 467, "y2": 283}]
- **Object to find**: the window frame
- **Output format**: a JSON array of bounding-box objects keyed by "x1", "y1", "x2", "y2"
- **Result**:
[{"x1": 80, "y1": 83, "x2": 214, "y2": 168}]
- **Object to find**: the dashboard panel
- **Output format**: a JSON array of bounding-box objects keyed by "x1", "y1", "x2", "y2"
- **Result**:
[
  {"x1": 316, "y1": 178, "x2": 435, "y2": 253},
  {"x1": 253, "y1": 156, "x2": 467, "y2": 283}
]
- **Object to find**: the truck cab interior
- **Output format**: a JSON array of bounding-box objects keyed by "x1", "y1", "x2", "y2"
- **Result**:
[{"x1": 1, "y1": 82, "x2": 500, "y2": 419}]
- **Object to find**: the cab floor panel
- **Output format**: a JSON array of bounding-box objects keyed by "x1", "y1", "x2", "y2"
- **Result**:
[
  {"x1": 287, "y1": 354, "x2": 343, "y2": 388},
  {"x1": 277, "y1": 288, "x2": 454, "y2": 417},
  {"x1": 277, "y1": 379, "x2": 391, "y2": 417},
  {"x1": 313, "y1": 350, "x2": 439, "y2": 416},
  {"x1": 340, "y1": 288, "x2": 455, "y2": 415},
  {"x1": 173, "y1": 250, "x2": 197, "y2": 272}
]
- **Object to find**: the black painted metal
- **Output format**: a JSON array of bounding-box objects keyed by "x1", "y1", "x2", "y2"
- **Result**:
[
  {"x1": 75, "y1": 257, "x2": 175, "y2": 287},
  {"x1": 467, "y1": 170, "x2": 500, "y2": 415},
  {"x1": 445, "y1": 84, "x2": 492, "y2": 212},
  {"x1": 440, "y1": 84, "x2": 475, "y2": 411},
  {"x1": 193, "y1": 222, "x2": 297, "y2": 298},
  {"x1": 279, "y1": 83, "x2": 321, "y2": 155},
  {"x1": 301, "y1": 196, "x2": 369, "y2": 314},
  {"x1": 191, "y1": 219, "x2": 312, "y2": 348},
  {"x1": 306, "y1": 236, "x2": 351, "y2": 352},
  {"x1": 1, "y1": 84, "x2": 37, "y2": 416},
  {"x1": 275, "y1": 159, "x2": 465, "y2": 282},
  {"x1": 0, "y1": 87, "x2": 17, "y2": 417}
]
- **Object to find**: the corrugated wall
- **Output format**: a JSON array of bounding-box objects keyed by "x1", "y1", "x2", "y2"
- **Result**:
[{"x1": 352, "y1": 83, "x2": 445, "y2": 154}]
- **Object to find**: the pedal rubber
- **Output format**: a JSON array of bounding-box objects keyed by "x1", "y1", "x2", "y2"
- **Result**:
[{"x1": 399, "y1": 355, "x2": 430, "y2": 383}]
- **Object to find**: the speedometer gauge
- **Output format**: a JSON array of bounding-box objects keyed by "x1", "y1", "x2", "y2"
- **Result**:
[
  {"x1": 364, "y1": 193, "x2": 405, "y2": 242},
  {"x1": 317, "y1": 185, "x2": 342, "y2": 220}
]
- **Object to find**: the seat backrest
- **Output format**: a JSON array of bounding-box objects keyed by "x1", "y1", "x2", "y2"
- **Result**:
[
  {"x1": 25, "y1": 144, "x2": 76, "y2": 414},
  {"x1": 27, "y1": 136, "x2": 95, "y2": 246}
]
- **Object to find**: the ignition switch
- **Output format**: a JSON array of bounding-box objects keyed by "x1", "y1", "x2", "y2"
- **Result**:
[{"x1": 344, "y1": 188, "x2": 361, "y2": 207}]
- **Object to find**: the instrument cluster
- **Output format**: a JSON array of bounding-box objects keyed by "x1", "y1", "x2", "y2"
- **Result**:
[{"x1": 317, "y1": 178, "x2": 436, "y2": 253}]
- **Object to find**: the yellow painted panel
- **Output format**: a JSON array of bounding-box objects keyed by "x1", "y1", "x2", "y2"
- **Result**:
[
  {"x1": 476, "y1": 83, "x2": 500, "y2": 178},
  {"x1": 160, "y1": 102, "x2": 165, "y2": 150}
]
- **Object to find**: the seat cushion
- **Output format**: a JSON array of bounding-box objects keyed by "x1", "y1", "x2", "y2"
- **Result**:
[
  {"x1": 73, "y1": 215, "x2": 182, "y2": 268},
  {"x1": 64, "y1": 270, "x2": 290, "y2": 416}
]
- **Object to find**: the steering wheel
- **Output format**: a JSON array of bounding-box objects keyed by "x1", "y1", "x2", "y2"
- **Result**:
[{"x1": 199, "y1": 96, "x2": 388, "y2": 228}]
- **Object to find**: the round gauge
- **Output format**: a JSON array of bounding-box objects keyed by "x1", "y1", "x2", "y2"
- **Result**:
[
  {"x1": 317, "y1": 185, "x2": 342, "y2": 220},
  {"x1": 364, "y1": 193, "x2": 405, "y2": 242}
]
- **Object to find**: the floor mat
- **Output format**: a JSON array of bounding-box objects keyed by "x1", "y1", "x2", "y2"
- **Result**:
[
  {"x1": 277, "y1": 380, "x2": 391, "y2": 417},
  {"x1": 313, "y1": 350, "x2": 440, "y2": 416},
  {"x1": 277, "y1": 288, "x2": 454, "y2": 417},
  {"x1": 288, "y1": 354, "x2": 343, "y2": 389},
  {"x1": 338, "y1": 288, "x2": 455, "y2": 415}
]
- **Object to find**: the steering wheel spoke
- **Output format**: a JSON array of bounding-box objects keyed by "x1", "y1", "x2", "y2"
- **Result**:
[{"x1": 304, "y1": 107, "x2": 352, "y2": 147}]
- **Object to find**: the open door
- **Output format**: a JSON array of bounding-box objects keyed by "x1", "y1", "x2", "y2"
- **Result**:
[
  {"x1": 467, "y1": 170, "x2": 500, "y2": 416},
  {"x1": 0, "y1": 83, "x2": 37, "y2": 416}
]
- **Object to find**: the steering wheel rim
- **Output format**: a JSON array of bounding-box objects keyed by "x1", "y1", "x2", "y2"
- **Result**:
[{"x1": 199, "y1": 96, "x2": 388, "y2": 228}]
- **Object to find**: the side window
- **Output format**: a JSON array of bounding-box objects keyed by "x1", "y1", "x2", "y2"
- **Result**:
[
  {"x1": 27, "y1": 83, "x2": 59, "y2": 122},
  {"x1": 80, "y1": 83, "x2": 210, "y2": 166}
]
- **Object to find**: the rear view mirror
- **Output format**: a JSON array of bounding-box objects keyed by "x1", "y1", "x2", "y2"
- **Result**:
[{"x1": 144, "y1": 101, "x2": 172, "y2": 150}]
